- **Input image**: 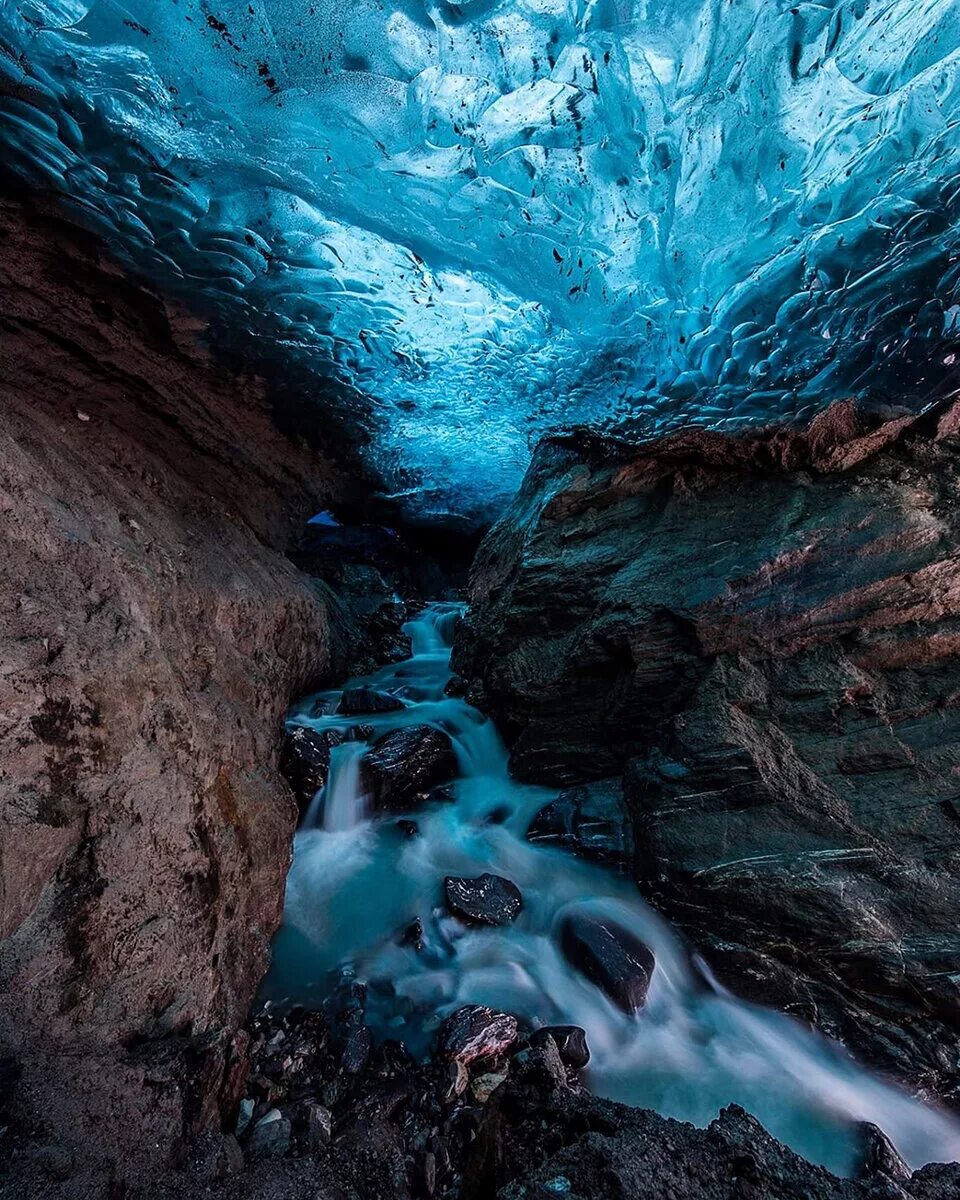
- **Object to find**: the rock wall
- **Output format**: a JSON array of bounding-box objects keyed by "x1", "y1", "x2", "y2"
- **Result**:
[
  {"x1": 0, "y1": 195, "x2": 356, "y2": 1186},
  {"x1": 455, "y1": 401, "x2": 960, "y2": 1100}
]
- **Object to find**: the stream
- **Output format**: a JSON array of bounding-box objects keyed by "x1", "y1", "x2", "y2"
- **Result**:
[{"x1": 264, "y1": 602, "x2": 960, "y2": 1177}]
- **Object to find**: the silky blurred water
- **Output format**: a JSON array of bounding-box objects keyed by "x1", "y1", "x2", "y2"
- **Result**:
[{"x1": 264, "y1": 603, "x2": 960, "y2": 1177}]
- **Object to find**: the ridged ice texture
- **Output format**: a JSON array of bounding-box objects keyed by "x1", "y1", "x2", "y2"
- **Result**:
[{"x1": 3, "y1": 1, "x2": 960, "y2": 516}]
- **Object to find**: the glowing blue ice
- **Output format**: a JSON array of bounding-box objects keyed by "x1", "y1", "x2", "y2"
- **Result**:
[{"x1": 2, "y1": 0, "x2": 960, "y2": 516}]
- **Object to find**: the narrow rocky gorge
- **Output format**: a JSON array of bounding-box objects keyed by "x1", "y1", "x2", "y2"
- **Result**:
[
  {"x1": 3, "y1": 192, "x2": 960, "y2": 1200},
  {"x1": 454, "y1": 401, "x2": 960, "y2": 1101}
]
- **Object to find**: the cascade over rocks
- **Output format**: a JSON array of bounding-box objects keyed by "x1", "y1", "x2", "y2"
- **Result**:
[
  {"x1": 280, "y1": 727, "x2": 345, "y2": 816},
  {"x1": 454, "y1": 399, "x2": 960, "y2": 1094},
  {"x1": 337, "y1": 687, "x2": 406, "y2": 716}
]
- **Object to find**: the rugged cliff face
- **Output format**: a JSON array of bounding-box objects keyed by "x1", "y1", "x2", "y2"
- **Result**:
[
  {"x1": 455, "y1": 401, "x2": 960, "y2": 1101},
  {"x1": 0, "y1": 195, "x2": 358, "y2": 1187}
]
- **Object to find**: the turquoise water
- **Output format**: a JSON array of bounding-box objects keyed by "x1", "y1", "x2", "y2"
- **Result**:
[{"x1": 265, "y1": 603, "x2": 960, "y2": 1177}]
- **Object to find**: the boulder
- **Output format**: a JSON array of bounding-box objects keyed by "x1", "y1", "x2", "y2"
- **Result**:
[
  {"x1": 361, "y1": 724, "x2": 458, "y2": 812},
  {"x1": 337, "y1": 686, "x2": 405, "y2": 716},
  {"x1": 513, "y1": 1034, "x2": 567, "y2": 1092},
  {"x1": 280, "y1": 726, "x2": 345, "y2": 814},
  {"x1": 438, "y1": 1006, "x2": 519, "y2": 1066},
  {"x1": 559, "y1": 914, "x2": 655, "y2": 1013},
  {"x1": 444, "y1": 874, "x2": 523, "y2": 926},
  {"x1": 246, "y1": 1110, "x2": 291, "y2": 1161}
]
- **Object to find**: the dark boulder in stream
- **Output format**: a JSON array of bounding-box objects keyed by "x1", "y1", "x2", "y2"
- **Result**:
[
  {"x1": 444, "y1": 873, "x2": 523, "y2": 925},
  {"x1": 361, "y1": 724, "x2": 459, "y2": 812},
  {"x1": 532, "y1": 1025, "x2": 591, "y2": 1070},
  {"x1": 559, "y1": 914, "x2": 656, "y2": 1013}
]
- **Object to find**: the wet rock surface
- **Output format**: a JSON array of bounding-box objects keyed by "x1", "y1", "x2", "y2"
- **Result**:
[
  {"x1": 362, "y1": 725, "x2": 459, "y2": 813},
  {"x1": 526, "y1": 778, "x2": 633, "y2": 868},
  {"x1": 439, "y1": 1006, "x2": 520, "y2": 1067},
  {"x1": 455, "y1": 400, "x2": 960, "y2": 1095},
  {"x1": 280, "y1": 727, "x2": 345, "y2": 815},
  {"x1": 443, "y1": 874, "x2": 523, "y2": 926},
  {"x1": 559, "y1": 914, "x2": 656, "y2": 1013}
]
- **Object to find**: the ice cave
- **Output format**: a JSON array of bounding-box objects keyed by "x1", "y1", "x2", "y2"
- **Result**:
[
  {"x1": 3, "y1": 2, "x2": 960, "y2": 1198},
  {"x1": 4, "y1": 0, "x2": 960, "y2": 517}
]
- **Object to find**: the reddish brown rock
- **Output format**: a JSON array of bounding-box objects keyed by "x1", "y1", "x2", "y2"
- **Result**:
[
  {"x1": 455, "y1": 399, "x2": 960, "y2": 1095},
  {"x1": 0, "y1": 196, "x2": 357, "y2": 1185}
]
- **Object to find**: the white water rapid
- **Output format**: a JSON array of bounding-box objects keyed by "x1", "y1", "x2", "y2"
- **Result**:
[{"x1": 264, "y1": 603, "x2": 960, "y2": 1177}]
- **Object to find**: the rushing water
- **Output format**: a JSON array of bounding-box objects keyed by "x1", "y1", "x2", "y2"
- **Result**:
[{"x1": 265, "y1": 602, "x2": 960, "y2": 1177}]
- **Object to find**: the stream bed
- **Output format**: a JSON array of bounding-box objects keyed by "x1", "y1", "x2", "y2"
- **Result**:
[{"x1": 264, "y1": 603, "x2": 960, "y2": 1177}]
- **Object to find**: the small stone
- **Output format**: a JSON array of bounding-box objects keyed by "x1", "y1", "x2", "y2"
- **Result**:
[
  {"x1": 397, "y1": 818, "x2": 420, "y2": 838},
  {"x1": 533, "y1": 1025, "x2": 590, "y2": 1070},
  {"x1": 446, "y1": 1058, "x2": 470, "y2": 1100},
  {"x1": 439, "y1": 1005, "x2": 518, "y2": 1066},
  {"x1": 443, "y1": 873, "x2": 523, "y2": 926},
  {"x1": 247, "y1": 1110, "x2": 291, "y2": 1160},
  {"x1": 421, "y1": 1149, "x2": 437, "y2": 1197},
  {"x1": 338, "y1": 1008, "x2": 372, "y2": 1075},
  {"x1": 337, "y1": 686, "x2": 405, "y2": 715},
  {"x1": 471, "y1": 1069, "x2": 509, "y2": 1104},
  {"x1": 559, "y1": 912, "x2": 655, "y2": 1013},
  {"x1": 399, "y1": 917, "x2": 424, "y2": 950},
  {"x1": 514, "y1": 1035, "x2": 567, "y2": 1091},
  {"x1": 305, "y1": 1102, "x2": 333, "y2": 1151}
]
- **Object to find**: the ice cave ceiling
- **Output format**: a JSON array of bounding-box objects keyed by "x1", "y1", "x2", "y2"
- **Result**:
[{"x1": 3, "y1": 0, "x2": 960, "y2": 518}]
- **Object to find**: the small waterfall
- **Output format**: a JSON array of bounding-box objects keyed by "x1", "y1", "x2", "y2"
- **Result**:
[
  {"x1": 267, "y1": 602, "x2": 960, "y2": 1177},
  {"x1": 302, "y1": 742, "x2": 370, "y2": 832}
]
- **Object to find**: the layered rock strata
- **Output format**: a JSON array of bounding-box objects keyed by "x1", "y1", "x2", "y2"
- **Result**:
[{"x1": 455, "y1": 400, "x2": 960, "y2": 1097}]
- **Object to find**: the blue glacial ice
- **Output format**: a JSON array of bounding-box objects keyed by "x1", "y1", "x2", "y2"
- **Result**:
[{"x1": 2, "y1": 0, "x2": 960, "y2": 517}]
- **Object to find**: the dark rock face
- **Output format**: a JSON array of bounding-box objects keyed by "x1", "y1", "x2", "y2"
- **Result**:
[
  {"x1": 559, "y1": 914, "x2": 656, "y2": 1013},
  {"x1": 444, "y1": 874, "x2": 523, "y2": 926},
  {"x1": 280, "y1": 727, "x2": 345, "y2": 815},
  {"x1": 438, "y1": 1006, "x2": 519, "y2": 1066},
  {"x1": 361, "y1": 725, "x2": 458, "y2": 813},
  {"x1": 526, "y1": 778, "x2": 632, "y2": 868},
  {"x1": 0, "y1": 197, "x2": 356, "y2": 1186},
  {"x1": 476, "y1": 1089, "x2": 960, "y2": 1200},
  {"x1": 455, "y1": 400, "x2": 960, "y2": 1094},
  {"x1": 337, "y1": 686, "x2": 405, "y2": 716}
]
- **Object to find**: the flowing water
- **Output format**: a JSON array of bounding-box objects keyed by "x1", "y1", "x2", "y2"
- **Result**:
[{"x1": 265, "y1": 602, "x2": 960, "y2": 1177}]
